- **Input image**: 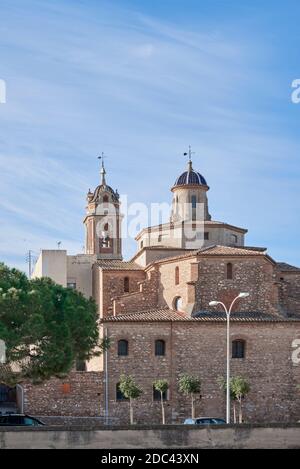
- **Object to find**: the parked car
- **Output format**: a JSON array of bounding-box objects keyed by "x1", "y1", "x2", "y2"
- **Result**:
[
  {"x1": 0, "y1": 414, "x2": 45, "y2": 426},
  {"x1": 184, "y1": 417, "x2": 226, "y2": 425}
]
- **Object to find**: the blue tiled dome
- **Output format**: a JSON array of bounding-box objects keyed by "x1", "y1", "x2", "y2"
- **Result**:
[{"x1": 174, "y1": 162, "x2": 207, "y2": 187}]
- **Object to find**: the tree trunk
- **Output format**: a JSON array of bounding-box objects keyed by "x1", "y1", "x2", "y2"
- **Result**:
[
  {"x1": 161, "y1": 392, "x2": 165, "y2": 425},
  {"x1": 233, "y1": 402, "x2": 237, "y2": 424},
  {"x1": 129, "y1": 398, "x2": 134, "y2": 425},
  {"x1": 238, "y1": 398, "x2": 243, "y2": 423},
  {"x1": 191, "y1": 394, "x2": 195, "y2": 419}
]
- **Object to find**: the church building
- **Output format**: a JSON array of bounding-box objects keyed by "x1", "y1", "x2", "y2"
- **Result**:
[{"x1": 19, "y1": 152, "x2": 300, "y2": 423}]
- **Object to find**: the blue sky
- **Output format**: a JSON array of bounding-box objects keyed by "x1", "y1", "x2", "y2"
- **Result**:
[{"x1": 0, "y1": 0, "x2": 300, "y2": 272}]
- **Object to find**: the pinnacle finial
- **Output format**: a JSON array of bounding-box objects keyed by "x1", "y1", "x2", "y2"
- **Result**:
[
  {"x1": 98, "y1": 152, "x2": 107, "y2": 185},
  {"x1": 183, "y1": 145, "x2": 195, "y2": 171}
]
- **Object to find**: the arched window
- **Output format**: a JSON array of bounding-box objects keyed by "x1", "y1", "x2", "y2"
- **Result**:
[
  {"x1": 155, "y1": 340, "x2": 166, "y2": 356},
  {"x1": 226, "y1": 263, "x2": 233, "y2": 280},
  {"x1": 116, "y1": 383, "x2": 128, "y2": 401},
  {"x1": 140, "y1": 241, "x2": 144, "y2": 249},
  {"x1": 103, "y1": 195, "x2": 109, "y2": 203},
  {"x1": 104, "y1": 223, "x2": 109, "y2": 231},
  {"x1": 153, "y1": 385, "x2": 168, "y2": 401},
  {"x1": 232, "y1": 340, "x2": 245, "y2": 359},
  {"x1": 124, "y1": 277, "x2": 130, "y2": 293},
  {"x1": 173, "y1": 296, "x2": 183, "y2": 311},
  {"x1": 175, "y1": 266, "x2": 179, "y2": 285},
  {"x1": 117, "y1": 340, "x2": 128, "y2": 356}
]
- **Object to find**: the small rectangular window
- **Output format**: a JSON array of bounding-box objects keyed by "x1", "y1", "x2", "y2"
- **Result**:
[
  {"x1": 155, "y1": 340, "x2": 166, "y2": 356},
  {"x1": 67, "y1": 282, "x2": 76, "y2": 290},
  {"x1": 153, "y1": 388, "x2": 168, "y2": 401},
  {"x1": 116, "y1": 384, "x2": 128, "y2": 401},
  {"x1": 232, "y1": 340, "x2": 245, "y2": 359},
  {"x1": 231, "y1": 234, "x2": 238, "y2": 244},
  {"x1": 204, "y1": 232, "x2": 209, "y2": 240}
]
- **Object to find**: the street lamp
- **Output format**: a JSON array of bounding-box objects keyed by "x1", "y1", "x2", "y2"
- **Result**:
[{"x1": 209, "y1": 292, "x2": 249, "y2": 424}]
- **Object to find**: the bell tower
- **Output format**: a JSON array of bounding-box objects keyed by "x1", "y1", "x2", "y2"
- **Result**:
[{"x1": 83, "y1": 155, "x2": 122, "y2": 260}]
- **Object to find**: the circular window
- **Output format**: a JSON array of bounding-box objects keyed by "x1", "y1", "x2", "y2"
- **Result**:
[{"x1": 173, "y1": 296, "x2": 183, "y2": 311}]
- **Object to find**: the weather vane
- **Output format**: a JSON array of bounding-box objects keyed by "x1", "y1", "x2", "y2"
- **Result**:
[
  {"x1": 183, "y1": 145, "x2": 195, "y2": 162},
  {"x1": 98, "y1": 152, "x2": 108, "y2": 168}
]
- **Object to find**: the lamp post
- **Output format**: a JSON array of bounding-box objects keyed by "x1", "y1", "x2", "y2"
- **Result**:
[{"x1": 209, "y1": 292, "x2": 249, "y2": 424}]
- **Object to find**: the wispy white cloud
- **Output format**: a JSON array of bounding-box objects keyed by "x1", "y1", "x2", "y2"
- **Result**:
[{"x1": 0, "y1": 0, "x2": 299, "y2": 270}]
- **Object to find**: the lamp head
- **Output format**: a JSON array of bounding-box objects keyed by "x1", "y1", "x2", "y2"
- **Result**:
[
  {"x1": 238, "y1": 292, "x2": 249, "y2": 299},
  {"x1": 209, "y1": 301, "x2": 220, "y2": 306}
]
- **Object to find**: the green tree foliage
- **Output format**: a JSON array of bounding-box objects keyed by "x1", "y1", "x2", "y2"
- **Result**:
[
  {"x1": 0, "y1": 263, "x2": 105, "y2": 386},
  {"x1": 119, "y1": 374, "x2": 143, "y2": 424},
  {"x1": 153, "y1": 379, "x2": 169, "y2": 424},
  {"x1": 178, "y1": 374, "x2": 201, "y2": 419}
]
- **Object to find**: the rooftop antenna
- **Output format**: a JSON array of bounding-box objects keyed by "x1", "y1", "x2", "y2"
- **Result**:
[
  {"x1": 57, "y1": 241, "x2": 62, "y2": 249},
  {"x1": 25, "y1": 250, "x2": 33, "y2": 279}
]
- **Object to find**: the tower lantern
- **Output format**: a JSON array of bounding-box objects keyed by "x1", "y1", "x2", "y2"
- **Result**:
[{"x1": 170, "y1": 147, "x2": 211, "y2": 223}]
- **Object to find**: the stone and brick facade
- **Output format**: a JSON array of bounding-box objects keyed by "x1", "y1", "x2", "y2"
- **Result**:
[
  {"x1": 20, "y1": 156, "x2": 300, "y2": 423},
  {"x1": 103, "y1": 314, "x2": 300, "y2": 424}
]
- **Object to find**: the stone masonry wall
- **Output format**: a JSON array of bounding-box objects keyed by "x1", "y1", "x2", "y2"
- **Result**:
[
  {"x1": 277, "y1": 271, "x2": 300, "y2": 318},
  {"x1": 105, "y1": 321, "x2": 300, "y2": 424},
  {"x1": 157, "y1": 257, "x2": 197, "y2": 311},
  {"x1": 196, "y1": 256, "x2": 279, "y2": 314},
  {"x1": 93, "y1": 267, "x2": 146, "y2": 317},
  {"x1": 112, "y1": 268, "x2": 160, "y2": 315},
  {"x1": 109, "y1": 254, "x2": 282, "y2": 317},
  {"x1": 23, "y1": 372, "x2": 104, "y2": 417}
]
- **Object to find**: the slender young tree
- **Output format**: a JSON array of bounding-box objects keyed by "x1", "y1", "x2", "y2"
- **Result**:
[
  {"x1": 218, "y1": 376, "x2": 250, "y2": 423},
  {"x1": 231, "y1": 376, "x2": 250, "y2": 423},
  {"x1": 119, "y1": 374, "x2": 143, "y2": 424},
  {"x1": 178, "y1": 374, "x2": 201, "y2": 419},
  {"x1": 218, "y1": 376, "x2": 237, "y2": 423},
  {"x1": 153, "y1": 379, "x2": 169, "y2": 424}
]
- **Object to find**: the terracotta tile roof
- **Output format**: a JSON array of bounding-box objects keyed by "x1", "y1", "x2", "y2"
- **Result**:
[
  {"x1": 102, "y1": 308, "x2": 300, "y2": 323},
  {"x1": 198, "y1": 245, "x2": 266, "y2": 256},
  {"x1": 96, "y1": 260, "x2": 142, "y2": 270},
  {"x1": 147, "y1": 245, "x2": 272, "y2": 267},
  {"x1": 103, "y1": 308, "x2": 188, "y2": 322},
  {"x1": 276, "y1": 262, "x2": 300, "y2": 272},
  {"x1": 191, "y1": 311, "x2": 283, "y2": 321}
]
